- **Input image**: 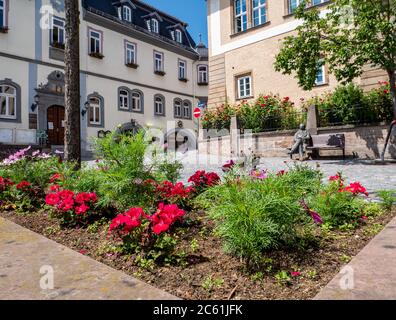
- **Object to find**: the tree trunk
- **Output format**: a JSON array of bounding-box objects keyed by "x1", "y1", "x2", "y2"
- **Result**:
[
  {"x1": 387, "y1": 69, "x2": 396, "y2": 120},
  {"x1": 64, "y1": 0, "x2": 81, "y2": 167}
]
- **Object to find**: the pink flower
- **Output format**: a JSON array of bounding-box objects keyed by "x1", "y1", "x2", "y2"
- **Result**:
[
  {"x1": 291, "y1": 271, "x2": 301, "y2": 277},
  {"x1": 249, "y1": 170, "x2": 267, "y2": 180}
]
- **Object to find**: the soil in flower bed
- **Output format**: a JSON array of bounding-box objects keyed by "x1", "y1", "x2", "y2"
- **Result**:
[{"x1": 1, "y1": 208, "x2": 395, "y2": 300}]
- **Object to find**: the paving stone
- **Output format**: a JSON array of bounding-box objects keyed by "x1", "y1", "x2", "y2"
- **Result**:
[
  {"x1": 314, "y1": 216, "x2": 396, "y2": 300},
  {"x1": 0, "y1": 217, "x2": 178, "y2": 300}
]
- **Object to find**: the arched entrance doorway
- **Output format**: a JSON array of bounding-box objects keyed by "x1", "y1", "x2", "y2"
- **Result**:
[{"x1": 47, "y1": 105, "x2": 65, "y2": 145}]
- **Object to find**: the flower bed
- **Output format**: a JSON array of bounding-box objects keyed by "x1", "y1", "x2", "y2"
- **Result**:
[
  {"x1": 202, "y1": 83, "x2": 394, "y2": 132},
  {"x1": 1, "y1": 135, "x2": 395, "y2": 300}
]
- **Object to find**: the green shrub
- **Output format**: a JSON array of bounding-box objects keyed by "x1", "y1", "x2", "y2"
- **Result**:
[
  {"x1": 308, "y1": 183, "x2": 365, "y2": 227},
  {"x1": 91, "y1": 131, "x2": 157, "y2": 211},
  {"x1": 304, "y1": 83, "x2": 393, "y2": 126},
  {"x1": 0, "y1": 156, "x2": 61, "y2": 191},
  {"x1": 195, "y1": 166, "x2": 322, "y2": 267},
  {"x1": 377, "y1": 190, "x2": 396, "y2": 211}
]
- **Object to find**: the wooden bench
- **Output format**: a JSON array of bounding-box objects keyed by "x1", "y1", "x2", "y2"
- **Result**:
[{"x1": 306, "y1": 134, "x2": 346, "y2": 159}]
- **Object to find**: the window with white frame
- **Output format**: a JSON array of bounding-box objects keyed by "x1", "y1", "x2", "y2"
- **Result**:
[
  {"x1": 123, "y1": 6, "x2": 132, "y2": 22},
  {"x1": 89, "y1": 30, "x2": 102, "y2": 54},
  {"x1": 154, "y1": 95, "x2": 165, "y2": 115},
  {"x1": 88, "y1": 97, "x2": 101, "y2": 125},
  {"x1": 119, "y1": 89, "x2": 129, "y2": 110},
  {"x1": 315, "y1": 63, "x2": 326, "y2": 85},
  {"x1": 182, "y1": 101, "x2": 191, "y2": 119},
  {"x1": 174, "y1": 99, "x2": 182, "y2": 118},
  {"x1": 125, "y1": 42, "x2": 136, "y2": 65},
  {"x1": 312, "y1": 0, "x2": 327, "y2": 6},
  {"x1": 51, "y1": 17, "x2": 65, "y2": 47},
  {"x1": 252, "y1": 0, "x2": 267, "y2": 27},
  {"x1": 0, "y1": 85, "x2": 16, "y2": 119},
  {"x1": 234, "y1": 0, "x2": 247, "y2": 33},
  {"x1": 175, "y1": 29, "x2": 182, "y2": 43},
  {"x1": 150, "y1": 18, "x2": 159, "y2": 33},
  {"x1": 178, "y1": 60, "x2": 186, "y2": 80},
  {"x1": 0, "y1": 0, "x2": 5, "y2": 28},
  {"x1": 131, "y1": 91, "x2": 142, "y2": 111},
  {"x1": 288, "y1": 0, "x2": 302, "y2": 13},
  {"x1": 154, "y1": 51, "x2": 164, "y2": 72},
  {"x1": 198, "y1": 65, "x2": 208, "y2": 84},
  {"x1": 237, "y1": 75, "x2": 252, "y2": 99}
]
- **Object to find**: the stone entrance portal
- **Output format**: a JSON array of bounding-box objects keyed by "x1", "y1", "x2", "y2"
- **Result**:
[{"x1": 34, "y1": 70, "x2": 65, "y2": 146}]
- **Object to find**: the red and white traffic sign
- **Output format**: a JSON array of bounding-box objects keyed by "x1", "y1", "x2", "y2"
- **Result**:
[{"x1": 193, "y1": 107, "x2": 201, "y2": 118}]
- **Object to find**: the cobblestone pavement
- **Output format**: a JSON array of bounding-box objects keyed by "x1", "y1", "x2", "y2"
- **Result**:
[
  {"x1": 85, "y1": 151, "x2": 395, "y2": 196},
  {"x1": 175, "y1": 151, "x2": 396, "y2": 196}
]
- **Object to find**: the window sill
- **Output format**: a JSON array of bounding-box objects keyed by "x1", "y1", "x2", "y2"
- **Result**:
[
  {"x1": 154, "y1": 70, "x2": 166, "y2": 76},
  {"x1": 313, "y1": 82, "x2": 329, "y2": 88},
  {"x1": 131, "y1": 109, "x2": 144, "y2": 114},
  {"x1": 126, "y1": 63, "x2": 139, "y2": 69},
  {"x1": 236, "y1": 95, "x2": 254, "y2": 101},
  {"x1": 197, "y1": 82, "x2": 208, "y2": 86},
  {"x1": 0, "y1": 26, "x2": 9, "y2": 34},
  {"x1": 51, "y1": 42, "x2": 65, "y2": 50},
  {"x1": 283, "y1": 1, "x2": 332, "y2": 19},
  {"x1": 87, "y1": 123, "x2": 104, "y2": 128},
  {"x1": 179, "y1": 78, "x2": 188, "y2": 82},
  {"x1": 89, "y1": 52, "x2": 105, "y2": 59},
  {"x1": 155, "y1": 113, "x2": 166, "y2": 117},
  {"x1": 230, "y1": 21, "x2": 271, "y2": 38}
]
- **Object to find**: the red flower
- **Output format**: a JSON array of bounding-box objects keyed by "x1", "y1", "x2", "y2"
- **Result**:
[
  {"x1": 49, "y1": 173, "x2": 62, "y2": 183},
  {"x1": 276, "y1": 170, "x2": 287, "y2": 176},
  {"x1": 58, "y1": 190, "x2": 75, "y2": 200},
  {"x1": 342, "y1": 182, "x2": 369, "y2": 197},
  {"x1": 149, "y1": 203, "x2": 185, "y2": 235},
  {"x1": 45, "y1": 193, "x2": 60, "y2": 206},
  {"x1": 16, "y1": 181, "x2": 31, "y2": 191},
  {"x1": 0, "y1": 177, "x2": 14, "y2": 191},
  {"x1": 75, "y1": 204, "x2": 89, "y2": 215},
  {"x1": 291, "y1": 271, "x2": 301, "y2": 277},
  {"x1": 50, "y1": 184, "x2": 60, "y2": 192},
  {"x1": 79, "y1": 249, "x2": 88, "y2": 255},
  {"x1": 58, "y1": 198, "x2": 74, "y2": 212},
  {"x1": 109, "y1": 213, "x2": 141, "y2": 234}
]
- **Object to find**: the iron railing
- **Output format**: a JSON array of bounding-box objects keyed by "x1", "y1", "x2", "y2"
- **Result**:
[
  {"x1": 238, "y1": 111, "x2": 307, "y2": 133},
  {"x1": 317, "y1": 104, "x2": 393, "y2": 127}
]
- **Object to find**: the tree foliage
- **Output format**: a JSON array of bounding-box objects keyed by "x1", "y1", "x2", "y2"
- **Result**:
[{"x1": 275, "y1": 0, "x2": 396, "y2": 117}]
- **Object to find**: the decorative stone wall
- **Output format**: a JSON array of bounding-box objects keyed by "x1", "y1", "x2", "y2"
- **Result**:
[{"x1": 199, "y1": 124, "x2": 396, "y2": 160}]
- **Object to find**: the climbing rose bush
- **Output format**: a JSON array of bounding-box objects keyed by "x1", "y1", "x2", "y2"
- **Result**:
[{"x1": 45, "y1": 189, "x2": 98, "y2": 226}]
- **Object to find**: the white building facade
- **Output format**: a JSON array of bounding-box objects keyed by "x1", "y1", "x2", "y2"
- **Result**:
[{"x1": 0, "y1": 0, "x2": 208, "y2": 153}]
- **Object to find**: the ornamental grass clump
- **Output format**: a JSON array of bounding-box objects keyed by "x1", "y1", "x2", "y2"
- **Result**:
[{"x1": 195, "y1": 165, "x2": 323, "y2": 267}]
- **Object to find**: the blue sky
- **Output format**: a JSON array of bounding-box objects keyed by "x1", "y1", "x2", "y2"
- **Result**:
[{"x1": 143, "y1": 0, "x2": 208, "y2": 46}]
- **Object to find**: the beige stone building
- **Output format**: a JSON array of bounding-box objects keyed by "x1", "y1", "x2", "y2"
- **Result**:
[{"x1": 206, "y1": 0, "x2": 387, "y2": 108}]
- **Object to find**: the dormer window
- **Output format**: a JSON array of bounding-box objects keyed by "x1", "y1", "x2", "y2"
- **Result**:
[
  {"x1": 122, "y1": 6, "x2": 131, "y2": 22},
  {"x1": 175, "y1": 29, "x2": 182, "y2": 43},
  {"x1": 149, "y1": 18, "x2": 159, "y2": 33}
]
